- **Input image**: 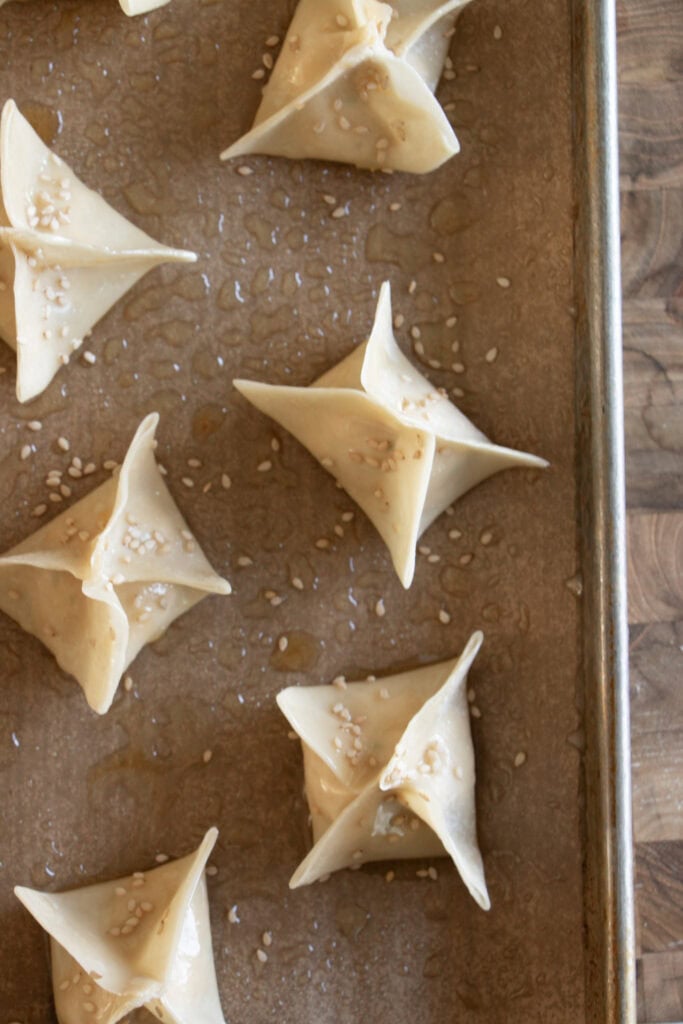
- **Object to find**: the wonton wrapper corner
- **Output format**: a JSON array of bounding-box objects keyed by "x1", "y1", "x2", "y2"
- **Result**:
[
  {"x1": 0, "y1": 98, "x2": 195, "y2": 402},
  {"x1": 0, "y1": 412, "x2": 231, "y2": 714},
  {"x1": 221, "y1": 0, "x2": 474, "y2": 173},
  {"x1": 235, "y1": 281, "x2": 547, "y2": 588},
  {"x1": 0, "y1": 0, "x2": 170, "y2": 15},
  {"x1": 278, "y1": 630, "x2": 490, "y2": 909},
  {"x1": 15, "y1": 827, "x2": 226, "y2": 1024}
]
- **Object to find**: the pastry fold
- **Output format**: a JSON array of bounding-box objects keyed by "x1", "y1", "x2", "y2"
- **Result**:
[
  {"x1": 0, "y1": 99, "x2": 195, "y2": 401},
  {"x1": 0, "y1": 413, "x2": 231, "y2": 713},
  {"x1": 235, "y1": 281, "x2": 546, "y2": 588},
  {"x1": 15, "y1": 829, "x2": 226, "y2": 1024},
  {"x1": 278, "y1": 631, "x2": 490, "y2": 908},
  {"x1": 221, "y1": 0, "x2": 473, "y2": 173}
]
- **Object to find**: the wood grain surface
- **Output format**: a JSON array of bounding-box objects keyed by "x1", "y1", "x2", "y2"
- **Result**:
[{"x1": 618, "y1": 0, "x2": 683, "y2": 1018}]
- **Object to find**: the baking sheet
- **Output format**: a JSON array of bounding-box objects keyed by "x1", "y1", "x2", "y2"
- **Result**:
[{"x1": 0, "y1": 0, "x2": 624, "y2": 1020}]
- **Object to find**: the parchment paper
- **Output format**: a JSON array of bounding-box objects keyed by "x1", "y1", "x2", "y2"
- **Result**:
[{"x1": 0, "y1": 1, "x2": 584, "y2": 1021}]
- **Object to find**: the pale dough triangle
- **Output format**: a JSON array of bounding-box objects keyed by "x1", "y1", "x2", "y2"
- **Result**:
[
  {"x1": 0, "y1": 100, "x2": 196, "y2": 401},
  {"x1": 0, "y1": 413, "x2": 231, "y2": 714},
  {"x1": 278, "y1": 632, "x2": 489, "y2": 907},
  {"x1": 15, "y1": 828, "x2": 226, "y2": 1024},
  {"x1": 221, "y1": 0, "x2": 472, "y2": 173},
  {"x1": 235, "y1": 281, "x2": 547, "y2": 587}
]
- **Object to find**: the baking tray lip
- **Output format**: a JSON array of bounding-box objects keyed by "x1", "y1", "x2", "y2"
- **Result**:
[{"x1": 577, "y1": 0, "x2": 636, "y2": 1020}]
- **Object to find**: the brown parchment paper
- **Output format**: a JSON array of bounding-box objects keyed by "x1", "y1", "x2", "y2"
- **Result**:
[{"x1": 0, "y1": 2, "x2": 584, "y2": 1021}]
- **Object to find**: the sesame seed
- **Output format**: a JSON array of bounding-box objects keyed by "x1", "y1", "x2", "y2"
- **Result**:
[
  {"x1": 278, "y1": 636, "x2": 288, "y2": 652},
  {"x1": 206, "y1": 866, "x2": 218, "y2": 877},
  {"x1": 181, "y1": 477, "x2": 194, "y2": 488},
  {"x1": 271, "y1": 437, "x2": 280, "y2": 452},
  {"x1": 123, "y1": 675, "x2": 133, "y2": 692},
  {"x1": 257, "y1": 460, "x2": 272, "y2": 472},
  {"x1": 202, "y1": 749, "x2": 213, "y2": 763},
  {"x1": 256, "y1": 949, "x2": 268, "y2": 963},
  {"x1": 82, "y1": 351, "x2": 96, "y2": 365},
  {"x1": 459, "y1": 553, "x2": 473, "y2": 566},
  {"x1": 262, "y1": 52, "x2": 274, "y2": 69},
  {"x1": 331, "y1": 206, "x2": 347, "y2": 219},
  {"x1": 265, "y1": 34, "x2": 279, "y2": 46},
  {"x1": 20, "y1": 444, "x2": 32, "y2": 460},
  {"x1": 341, "y1": 511, "x2": 354, "y2": 522},
  {"x1": 408, "y1": 280, "x2": 417, "y2": 295},
  {"x1": 433, "y1": 252, "x2": 445, "y2": 264},
  {"x1": 237, "y1": 555, "x2": 253, "y2": 567},
  {"x1": 57, "y1": 437, "x2": 70, "y2": 452},
  {"x1": 228, "y1": 905, "x2": 240, "y2": 924},
  {"x1": 374, "y1": 598, "x2": 386, "y2": 617},
  {"x1": 394, "y1": 313, "x2": 405, "y2": 328},
  {"x1": 262, "y1": 931, "x2": 273, "y2": 947},
  {"x1": 485, "y1": 347, "x2": 498, "y2": 363},
  {"x1": 427, "y1": 866, "x2": 439, "y2": 880},
  {"x1": 448, "y1": 528, "x2": 462, "y2": 540},
  {"x1": 480, "y1": 530, "x2": 493, "y2": 545},
  {"x1": 291, "y1": 576, "x2": 304, "y2": 590},
  {"x1": 471, "y1": 705, "x2": 482, "y2": 719},
  {"x1": 493, "y1": 24, "x2": 503, "y2": 39},
  {"x1": 27, "y1": 420, "x2": 42, "y2": 431},
  {"x1": 389, "y1": 202, "x2": 402, "y2": 212},
  {"x1": 315, "y1": 538, "x2": 330, "y2": 549},
  {"x1": 438, "y1": 609, "x2": 451, "y2": 624},
  {"x1": 252, "y1": 68, "x2": 266, "y2": 79},
  {"x1": 31, "y1": 504, "x2": 47, "y2": 517},
  {"x1": 322, "y1": 193, "x2": 336, "y2": 206},
  {"x1": 497, "y1": 276, "x2": 511, "y2": 288},
  {"x1": 221, "y1": 473, "x2": 232, "y2": 489},
  {"x1": 155, "y1": 853, "x2": 169, "y2": 863},
  {"x1": 237, "y1": 165, "x2": 254, "y2": 176},
  {"x1": 446, "y1": 316, "x2": 457, "y2": 328},
  {"x1": 514, "y1": 751, "x2": 527, "y2": 767}
]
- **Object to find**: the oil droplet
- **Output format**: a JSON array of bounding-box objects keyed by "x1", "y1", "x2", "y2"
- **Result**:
[
  {"x1": 429, "y1": 195, "x2": 478, "y2": 235},
  {"x1": 22, "y1": 103, "x2": 62, "y2": 145},
  {"x1": 269, "y1": 630, "x2": 321, "y2": 672},
  {"x1": 192, "y1": 404, "x2": 225, "y2": 440},
  {"x1": 335, "y1": 902, "x2": 370, "y2": 941}
]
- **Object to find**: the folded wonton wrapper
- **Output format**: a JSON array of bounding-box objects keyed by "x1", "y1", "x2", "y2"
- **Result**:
[
  {"x1": 0, "y1": 413, "x2": 231, "y2": 714},
  {"x1": 0, "y1": 99, "x2": 195, "y2": 402},
  {"x1": 235, "y1": 281, "x2": 547, "y2": 588},
  {"x1": 221, "y1": 0, "x2": 472, "y2": 173},
  {"x1": 15, "y1": 828, "x2": 226, "y2": 1024},
  {"x1": 278, "y1": 631, "x2": 490, "y2": 906},
  {"x1": 0, "y1": 0, "x2": 170, "y2": 15}
]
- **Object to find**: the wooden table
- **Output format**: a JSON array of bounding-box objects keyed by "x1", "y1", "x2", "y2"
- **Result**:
[{"x1": 619, "y1": 0, "x2": 683, "y2": 1019}]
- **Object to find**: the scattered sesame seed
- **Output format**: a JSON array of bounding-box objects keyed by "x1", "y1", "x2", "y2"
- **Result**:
[
  {"x1": 438, "y1": 609, "x2": 451, "y2": 624},
  {"x1": 485, "y1": 347, "x2": 498, "y2": 363},
  {"x1": 228, "y1": 905, "x2": 240, "y2": 924},
  {"x1": 27, "y1": 420, "x2": 42, "y2": 431},
  {"x1": 187, "y1": 457, "x2": 202, "y2": 469},
  {"x1": 20, "y1": 444, "x2": 32, "y2": 460},
  {"x1": 291, "y1": 576, "x2": 304, "y2": 590},
  {"x1": 375, "y1": 598, "x2": 386, "y2": 618},
  {"x1": 331, "y1": 206, "x2": 347, "y2": 219},
  {"x1": 446, "y1": 316, "x2": 457, "y2": 328},
  {"x1": 221, "y1": 473, "x2": 232, "y2": 489},
  {"x1": 206, "y1": 865, "x2": 218, "y2": 877},
  {"x1": 237, "y1": 555, "x2": 253, "y2": 567},
  {"x1": 341, "y1": 511, "x2": 354, "y2": 522},
  {"x1": 31, "y1": 503, "x2": 47, "y2": 517},
  {"x1": 448, "y1": 528, "x2": 462, "y2": 540},
  {"x1": 497, "y1": 276, "x2": 511, "y2": 288},
  {"x1": 389, "y1": 202, "x2": 402, "y2": 212},
  {"x1": 155, "y1": 853, "x2": 169, "y2": 863},
  {"x1": 271, "y1": 437, "x2": 280, "y2": 452},
  {"x1": 57, "y1": 436, "x2": 70, "y2": 452},
  {"x1": 385, "y1": 870, "x2": 395, "y2": 882},
  {"x1": 237, "y1": 165, "x2": 254, "y2": 176},
  {"x1": 181, "y1": 477, "x2": 194, "y2": 488},
  {"x1": 265, "y1": 34, "x2": 280, "y2": 46},
  {"x1": 427, "y1": 866, "x2": 439, "y2": 881},
  {"x1": 433, "y1": 252, "x2": 445, "y2": 264},
  {"x1": 123, "y1": 675, "x2": 133, "y2": 692},
  {"x1": 202, "y1": 749, "x2": 213, "y2": 764},
  {"x1": 262, "y1": 931, "x2": 273, "y2": 947},
  {"x1": 278, "y1": 636, "x2": 288, "y2": 652},
  {"x1": 82, "y1": 350, "x2": 96, "y2": 365},
  {"x1": 493, "y1": 24, "x2": 503, "y2": 39},
  {"x1": 480, "y1": 530, "x2": 493, "y2": 545},
  {"x1": 471, "y1": 705, "x2": 482, "y2": 719},
  {"x1": 459, "y1": 553, "x2": 474, "y2": 566},
  {"x1": 256, "y1": 949, "x2": 268, "y2": 963},
  {"x1": 257, "y1": 459, "x2": 272, "y2": 472},
  {"x1": 315, "y1": 538, "x2": 330, "y2": 550},
  {"x1": 514, "y1": 751, "x2": 527, "y2": 767},
  {"x1": 252, "y1": 68, "x2": 266, "y2": 79},
  {"x1": 322, "y1": 193, "x2": 337, "y2": 206}
]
